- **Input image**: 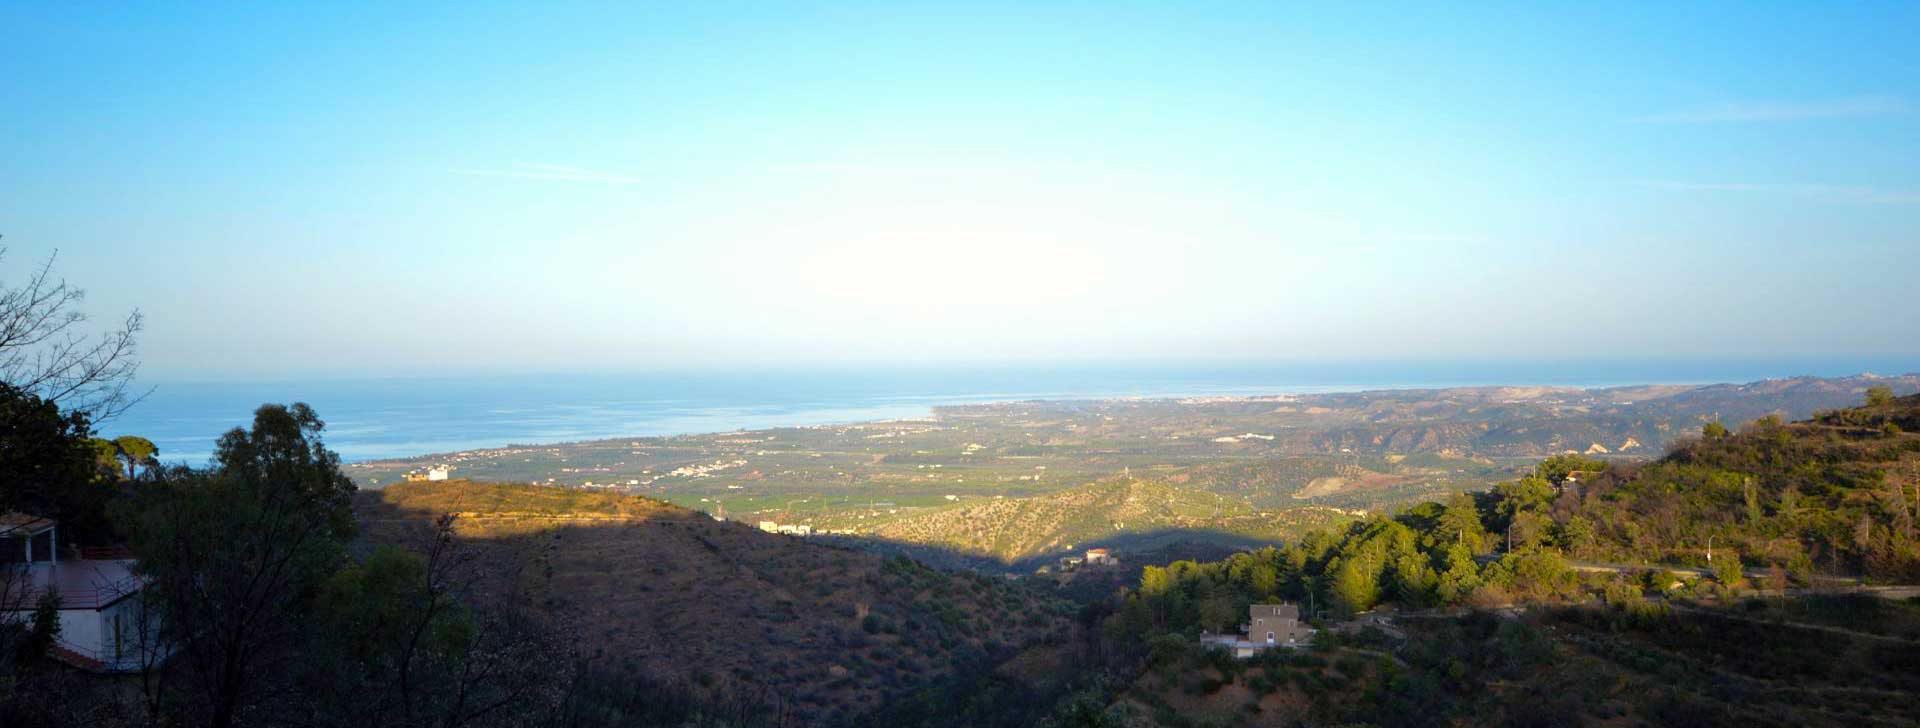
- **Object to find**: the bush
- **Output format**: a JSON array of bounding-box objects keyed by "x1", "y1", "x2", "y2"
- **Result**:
[{"x1": 1712, "y1": 557, "x2": 1746, "y2": 589}]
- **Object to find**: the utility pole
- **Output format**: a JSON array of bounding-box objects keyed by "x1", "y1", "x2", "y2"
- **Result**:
[{"x1": 1707, "y1": 535, "x2": 1713, "y2": 564}]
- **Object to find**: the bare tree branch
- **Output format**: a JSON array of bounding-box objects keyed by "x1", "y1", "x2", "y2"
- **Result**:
[{"x1": 0, "y1": 244, "x2": 150, "y2": 420}]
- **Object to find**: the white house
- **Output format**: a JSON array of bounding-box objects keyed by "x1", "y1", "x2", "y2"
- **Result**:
[
  {"x1": 427, "y1": 467, "x2": 451, "y2": 481},
  {"x1": 2, "y1": 513, "x2": 169, "y2": 672}
]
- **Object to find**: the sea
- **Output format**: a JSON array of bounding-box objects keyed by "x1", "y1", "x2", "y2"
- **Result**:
[{"x1": 106, "y1": 358, "x2": 1918, "y2": 466}]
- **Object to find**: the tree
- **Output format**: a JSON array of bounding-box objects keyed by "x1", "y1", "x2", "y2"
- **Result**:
[
  {"x1": 1197, "y1": 594, "x2": 1239, "y2": 634},
  {"x1": 24, "y1": 589, "x2": 63, "y2": 663},
  {"x1": 1507, "y1": 511, "x2": 1551, "y2": 553},
  {"x1": 91, "y1": 438, "x2": 125, "y2": 479},
  {"x1": 1556, "y1": 515, "x2": 1597, "y2": 558},
  {"x1": 1532, "y1": 454, "x2": 1607, "y2": 485},
  {"x1": 1248, "y1": 563, "x2": 1279, "y2": 599},
  {"x1": 214, "y1": 402, "x2": 358, "y2": 539},
  {"x1": 1388, "y1": 551, "x2": 1437, "y2": 607},
  {"x1": 0, "y1": 246, "x2": 145, "y2": 419},
  {"x1": 1492, "y1": 477, "x2": 1555, "y2": 527},
  {"x1": 1506, "y1": 551, "x2": 1574, "y2": 602},
  {"x1": 1702, "y1": 421, "x2": 1729, "y2": 440},
  {"x1": 1434, "y1": 493, "x2": 1489, "y2": 554},
  {"x1": 1764, "y1": 564, "x2": 1788, "y2": 596},
  {"x1": 0, "y1": 382, "x2": 113, "y2": 540},
  {"x1": 303, "y1": 516, "x2": 573, "y2": 728},
  {"x1": 113, "y1": 436, "x2": 159, "y2": 480},
  {"x1": 1866, "y1": 385, "x2": 1895, "y2": 407},
  {"x1": 1711, "y1": 552, "x2": 1745, "y2": 590},
  {"x1": 1329, "y1": 557, "x2": 1381, "y2": 615},
  {"x1": 1434, "y1": 543, "x2": 1481, "y2": 604},
  {"x1": 119, "y1": 402, "x2": 357, "y2": 728},
  {"x1": 1139, "y1": 566, "x2": 1173, "y2": 598}
]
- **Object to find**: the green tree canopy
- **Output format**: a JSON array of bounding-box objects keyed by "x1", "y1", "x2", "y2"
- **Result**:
[
  {"x1": 1702, "y1": 420, "x2": 1729, "y2": 440},
  {"x1": 1433, "y1": 493, "x2": 1490, "y2": 554},
  {"x1": 1, "y1": 383, "x2": 115, "y2": 540},
  {"x1": 120, "y1": 402, "x2": 357, "y2": 728},
  {"x1": 1532, "y1": 454, "x2": 1608, "y2": 484},
  {"x1": 113, "y1": 435, "x2": 159, "y2": 479},
  {"x1": 1866, "y1": 385, "x2": 1896, "y2": 407}
]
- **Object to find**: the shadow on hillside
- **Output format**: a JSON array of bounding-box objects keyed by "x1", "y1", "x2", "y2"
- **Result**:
[
  {"x1": 352, "y1": 484, "x2": 1147, "y2": 728},
  {"x1": 358, "y1": 483, "x2": 1286, "y2": 584},
  {"x1": 815, "y1": 527, "x2": 1286, "y2": 575}
]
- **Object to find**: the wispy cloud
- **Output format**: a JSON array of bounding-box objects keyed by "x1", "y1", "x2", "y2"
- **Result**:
[
  {"x1": 1632, "y1": 95, "x2": 1906, "y2": 124},
  {"x1": 1638, "y1": 179, "x2": 1920, "y2": 205},
  {"x1": 450, "y1": 163, "x2": 647, "y2": 185}
]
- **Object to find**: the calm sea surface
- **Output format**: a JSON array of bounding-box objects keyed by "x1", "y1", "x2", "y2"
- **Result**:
[{"x1": 107, "y1": 359, "x2": 1917, "y2": 465}]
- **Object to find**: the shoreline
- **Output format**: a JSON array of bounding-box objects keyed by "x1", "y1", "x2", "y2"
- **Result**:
[
  {"x1": 126, "y1": 370, "x2": 1914, "y2": 467},
  {"x1": 347, "y1": 375, "x2": 1828, "y2": 465}
]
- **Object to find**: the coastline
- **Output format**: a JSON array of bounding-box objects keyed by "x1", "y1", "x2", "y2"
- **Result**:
[{"x1": 116, "y1": 365, "x2": 1918, "y2": 466}]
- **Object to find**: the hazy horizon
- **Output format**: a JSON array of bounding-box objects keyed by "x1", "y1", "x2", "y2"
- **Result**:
[
  {"x1": 105, "y1": 360, "x2": 1920, "y2": 466},
  {"x1": 6, "y1": 3, "x2": 1918, "y2": 378},
  {"x1": 126, "y1": 355, "x2": 1920, "y2": 386}
]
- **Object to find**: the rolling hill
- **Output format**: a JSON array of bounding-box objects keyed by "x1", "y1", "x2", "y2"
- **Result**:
[
  {"x1": 355, "y1": 480, "x2": 1077, "y2": 726},
  {"x1": 867, "y1": 479, "x2": 1355, "y2": 566}
]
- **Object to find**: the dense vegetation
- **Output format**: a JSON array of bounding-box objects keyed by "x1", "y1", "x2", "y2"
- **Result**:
[
  {"x1": 2, "y1": 394, "x2": 579, "y2": 727},
  {"x1": 1106, "y1": 391, "x2": 1920, "y2": 640},
  {"x1": 971, "y1": 391, "x2": 1920, "y2": 727},
  {"x1": 1568, "y1": 389, "x2": 1920, "y2": 581},
  {"x1": 1071, "y1": 595, "x2": 1920, "y2": 728}
]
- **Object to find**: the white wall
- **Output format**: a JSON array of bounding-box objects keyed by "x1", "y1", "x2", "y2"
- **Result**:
[{"x1": 57, "y1": 607, "x2": 106, "y2": 657}]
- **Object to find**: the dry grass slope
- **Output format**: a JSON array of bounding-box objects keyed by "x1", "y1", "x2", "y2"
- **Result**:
[{"x1": 358, "y1": 480, "x2": 1076, "y2": 726}]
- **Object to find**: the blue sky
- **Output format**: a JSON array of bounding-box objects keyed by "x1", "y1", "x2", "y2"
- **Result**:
[{"x1": 3, "y1": 2, "x2": 1917, "y2": 378}]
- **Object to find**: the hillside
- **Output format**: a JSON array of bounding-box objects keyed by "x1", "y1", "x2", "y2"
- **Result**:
[
  {"x1": 356, "y1": 480, "x2": 1078, "y2": 726},
  {"x1": 866, "y1": 479, "x2": 1355, "y2": 565},
  {"x1": 1559, "y1": 391, "x2": 1920, "y2": 579},
  {"x1": 1030, "y1": 393, "x2": 1920, "y2": 727},
  {"x1": 1106, "y1": 599, "x2": 1920, "y2": 727},
  {"x1": 345, "y1": 375, "x2": 1920, "y2": 543}
]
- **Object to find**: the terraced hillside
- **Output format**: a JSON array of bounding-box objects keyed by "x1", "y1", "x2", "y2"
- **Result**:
[
  {"x1": 866, "y1": 479, "x2": 1355, "y2": 565},
  {"x1": 356, "y1": 480, "x2": 1077, "y2": 726}
]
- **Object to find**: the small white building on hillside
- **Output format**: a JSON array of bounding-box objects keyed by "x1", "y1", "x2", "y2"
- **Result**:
[
  {"x1": 2, "y1": 513, "x2": 169, "y2": 672},
  {"x1": 1201, "y1": 603, "x2": 1315, "y2": 658}
]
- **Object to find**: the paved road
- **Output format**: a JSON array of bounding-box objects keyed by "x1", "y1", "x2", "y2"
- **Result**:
[
  {"x1": 1480, "y1": 554, "x2": 1919, "y2": 599},
  {"x1": 1565, "y1": 559, "x2": 1781, "y2": 580}
]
